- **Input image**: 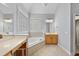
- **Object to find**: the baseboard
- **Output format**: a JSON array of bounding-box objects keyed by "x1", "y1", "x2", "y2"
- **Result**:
[{"x1": 58, "y1": 44, "x2": 71, "y2": 56}]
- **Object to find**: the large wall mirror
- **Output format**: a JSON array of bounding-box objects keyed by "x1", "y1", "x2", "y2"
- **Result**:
[
  {"x1": 0, "y1": 3, "x2": 14, "y2": 35},
  {"x1": 0, "y1": 3, "x2": 29, "y2": 35},
  {"x1": 3, "y1": 14, "x2": 13, "y2": 35}
]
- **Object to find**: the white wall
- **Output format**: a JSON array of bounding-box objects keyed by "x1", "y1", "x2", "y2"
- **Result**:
[
  {"x1": 55, "y1": 3, "x2": 71, "y2": 54},
  {"x1": 30, "y1": 3, "x2": 57, "y2": 14}
]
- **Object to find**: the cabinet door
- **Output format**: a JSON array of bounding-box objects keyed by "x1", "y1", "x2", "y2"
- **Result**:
[
  {"x1": 52, "y1": 35, "x2": 58, "y2": 44},
  {"x1": 13, "y1": 42, "x2": 27, "y2": 56},
  {"x1": 45, "y1": 34, "x2": 58, "y2": 45},
  {"x1": 49, "y1": 36, "x2": 53, "y2": 44},
  {"x1": 45, "y1": 35, "x2": 52, "y2": 44}
]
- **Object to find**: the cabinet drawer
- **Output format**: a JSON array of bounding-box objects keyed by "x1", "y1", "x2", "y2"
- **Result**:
[{"x1": 45, "y1": 35, "x2": 53, "y2": 38}]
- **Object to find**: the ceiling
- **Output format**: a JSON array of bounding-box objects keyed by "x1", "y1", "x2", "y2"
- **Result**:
[
  {"x1": 0, "y1": 3, "x2": 58, "y2": 15},
  {"x1": 22, "y1": 3, "x2": 58, "y2": 14},
  {"x1": 0, "y1": 3, "x2": 17, "y2": 14}
]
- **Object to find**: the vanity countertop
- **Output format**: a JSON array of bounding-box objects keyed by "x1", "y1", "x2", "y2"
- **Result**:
[
  {"x1": 0, "y1": 35, "x2": 28, "y2": 56},
  {"x1": 45, "y1": 33, "x2": 58, "y2": 35}
]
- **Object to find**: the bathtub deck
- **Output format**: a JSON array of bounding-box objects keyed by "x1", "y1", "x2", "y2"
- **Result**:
[{"x1": 31, "y1": 45, "x2": 69, "y2": 56}]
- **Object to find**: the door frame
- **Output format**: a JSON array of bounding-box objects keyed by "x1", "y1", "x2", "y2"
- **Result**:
[{"x1": 72, "y1": 13, "x2": 79, "y2": 55}]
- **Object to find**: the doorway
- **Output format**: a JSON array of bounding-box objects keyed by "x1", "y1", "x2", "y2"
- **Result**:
[{"x1": 75, "y1": 16, "x2": 79, "y2": 55}]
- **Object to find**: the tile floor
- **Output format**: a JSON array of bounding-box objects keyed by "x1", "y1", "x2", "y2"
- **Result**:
[{"x1": 31, "y1": 45, "x2": 69, "y2": 56}]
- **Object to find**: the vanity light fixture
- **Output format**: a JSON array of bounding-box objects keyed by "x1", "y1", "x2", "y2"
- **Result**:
[
  {"x1": 46, "y1": 19, "x2": 53, "y2": 23},
  {"x1": 4, "y1": 19, "x2": 12, "y2": 23}
]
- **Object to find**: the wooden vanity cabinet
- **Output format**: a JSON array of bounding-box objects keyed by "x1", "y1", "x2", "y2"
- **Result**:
[
  {"x1": 45, "y1": 33, "x2": 58, "y2": 45},
  {"x1": 5, "y1": 42, "x2": 28, "y2": 56},
  {"x1": 13, "y1": 42, "x2": 28, "y2": 56}
]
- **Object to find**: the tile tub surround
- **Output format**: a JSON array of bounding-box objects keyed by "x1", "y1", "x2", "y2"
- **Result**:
[
  {"x1": 0, "y1": 35, "x2": 28, "y2": 56},
  {"x1": 32, "y1": 45, "x2": 69, "y2": 56},
  {"x1": 28, "y1": 41, "x2": 45, "y2": 56}
]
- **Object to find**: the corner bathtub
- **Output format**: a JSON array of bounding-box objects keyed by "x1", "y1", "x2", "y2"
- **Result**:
[{"x1": 27, "y1": 37, "x2": 44, "y2": 48}]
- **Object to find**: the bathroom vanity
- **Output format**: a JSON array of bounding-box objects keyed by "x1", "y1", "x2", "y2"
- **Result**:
[
  {"x1": 0, "y1": 35, "x2": 28, "y2": 56},
  {"x1": 45, "y1": 33, "x2": 58, "y2": 45}
]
